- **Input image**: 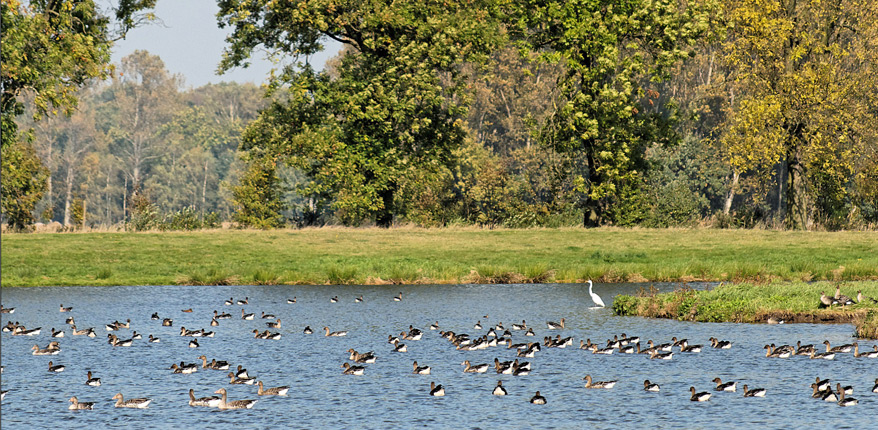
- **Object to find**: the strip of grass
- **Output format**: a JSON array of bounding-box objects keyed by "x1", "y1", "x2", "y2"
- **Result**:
[
  {"x1": 1, "y1": 227, "x2": 876, "y2": 287},
  {"x1": 612, "y1": 281, "x2": 878, "y2": 338}
]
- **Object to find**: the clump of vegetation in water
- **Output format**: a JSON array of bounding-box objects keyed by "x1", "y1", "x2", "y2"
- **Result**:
[{"x1": 854, "y1": 311, "x2": 878, "y2": 339}]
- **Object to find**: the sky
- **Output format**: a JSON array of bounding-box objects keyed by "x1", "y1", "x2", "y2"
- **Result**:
[{"x1": 111, "y1": 0, "x2": 341, "y2": 89}]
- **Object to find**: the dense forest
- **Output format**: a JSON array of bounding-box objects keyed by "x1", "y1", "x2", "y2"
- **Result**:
[{"x1": 3, "y1": 0, "x2": 877, "y2": 231}]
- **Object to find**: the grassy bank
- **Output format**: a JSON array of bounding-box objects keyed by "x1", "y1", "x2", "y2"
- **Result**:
[
  {"x1": 612, "y1": 281, "x2": 878, "y2": 338},
  {"x1": 1, "y1": 227, "x2": 876, "y2": 287}
]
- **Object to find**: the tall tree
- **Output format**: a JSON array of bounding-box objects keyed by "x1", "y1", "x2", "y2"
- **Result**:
[
  {"x1": 509, "y1": 0, "x2": 715, "y2": 226},
  {"x1": 718, "y1": 0, "x2": 878, "y2": 229},
  {"x1": 217, "y1": 0, "x2": 502, "y2": 227}
]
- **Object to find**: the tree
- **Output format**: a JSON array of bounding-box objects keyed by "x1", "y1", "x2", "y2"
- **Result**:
[
  {"x1": 718, "y1": 0, "x2": 878, "y2": 229},
  {"x1": 217, "y1": 0, "x2": 502, "y2": 227},
  {"x1": 1, "y1": 0, "x2": 156, "y2": 228},
  {"x1": 509, "y1": 0, "x2": 715, "y2": 226}
]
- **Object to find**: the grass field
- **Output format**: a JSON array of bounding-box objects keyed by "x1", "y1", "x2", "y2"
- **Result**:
[
  {"x1": 1, "y1": 227, "x2": 876, "y2": 287},
  {"x1": 612, "y1": 281, "x2": 878, "y2": 338}
]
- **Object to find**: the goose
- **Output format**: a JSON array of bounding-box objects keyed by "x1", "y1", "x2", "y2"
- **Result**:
[
  {"x1": 68, "y1": 396, "x2": 94, "y2": 410},
  {"x1": 180, "y1": 327, "x2": 197, "y2": 337},
  {"x1": 583, "y1": 375, "x2": 617, "y2": 389},
  {"x1": 48, "y1": 361, "x2": 66, "y2": 372},
  {"x1": 330, "y1": 296, "x2": 339, "y2": 303},
  {"x1": 287, "y1": 297, "x2": 297, "y2": 304},
  {"x1": 341, "y1": 363, "x2": 365, "y2": 375},
  {"x1": 85, "y1": 371, "x2": 101, "y2": 386},
  {"x1": 619, "y1": 343, "x2": 637, "y2": 354},
  {"x1": 492, "y1": 381, "x2": 507, "y2": 395},
  {"x1": 524, "y1": 328, "x2": 535, "y2": 336},
  {"x1": 112, "y1": 393, "x2": 151, "y2": 408},
  {"x1": 214, "y1": 388, "x2": 257, "y2": 409},
  {"x1": 162, "y1": 318, "x2": 173, "y2": 326},
  {"x1": 671, "y1": 337, "x2": 687, "y2": 347},
  {"x1": 621, "y1": 334, "x2": 640, "y2": 344},
  {"x1": 66, "y1": 316, "x2": 76, "y2": 325},
  {"x1": 495, "y1": 358, "x2": 514, "y2": 374},
  {"x1": 210, "y1": 318, "x2": 219, "y2": 327},
  {"x1": 512, "y1": 364, "x2": 530, "y2": 376},
  {"x1": 267, "y1": 319, "x2": 281, "y2": 329},
  {"x1": 257, "y1": 381, "x2": 290, "y2": 396},
  {"x1": 814, "y1": 377, "x2": 831, "y2": 392},
  {"x1": 811, "y1": 384, "x2": 837, "y2": 402},
  {"x1": 809, "y1": 350, "x2": 835, "y2": 360},
  {"x1": 834, "y1": 286, "x2": 856, "y2": 306},
  {"x1": 486, "y1": 328, "x2": 497, "y2": 338},
  {"x1": 823, "y1": 340, "x2": 853, "y2": 354},
  {"x1": 60, "y1": 304, "x2": 73, "y2": 312},
  {"x1": 511, "y1": 320, "x2": 528, "y2": 331},
  {"x1": 71, "y1": 325, "x2": 93, "y2": 336},
  {"x1": 14, "y1": 326, "x2": 41, "y2": 336},
  {"x1": 224, "y1": 297, "x2": 234, "y2": 306},
  {"x1": 763, "y1": 345, "x2": 790, "y2": 358},
  {"x1": 429, "y1": 382, "x2": 445, "y2": 396},
  {"x1": 649, "y1": 350, "x2": 673, "y2": 360},
  {"x1": 393, "y1": 292, "x2": 402, "y2": 302},
  {"x1": 354, "y1": 295, "x2": 364, "y2": 303},
  {"x1": 643, "y1": 380, "x2": 660, "y2": 392},
  {"x1": 0, "y1": 306, "x2": 14, "y2": 314},
  {"x1": 819, "y1": 291, "x2": 839, "y2": 308},
  {"x1": 462, "y1": 360, "x2": 489, "y2": 373},
  {"x1": 530, "y1": 391, "x2": 547, "y2": 404},
  {"x1": 51, "y1": 328, "x2": 64, "y2": 338},
  {"x1": 837, "y1": 384, "x2": 858, "y2": 406},
  {"x1": 170, "y1": 363, "x2": 198, "y2": 374},
  {"x1": 324, "y1": 326, "x2": 347, "y2": 337},
  {"x1": 681, "y1": 343, "x2": 702, "y2": 353},
  {"x1": 235, "y1": 365, "x2": 250, "y2": 379},
  {"x1": 148, "y1": 334, "x2": 160, "y2": 343},
  {"x1": 393, "y1": 341, "x2": 407, "y2": 352},
  {"x1": 241, "y1": 309, "x2": 255, "y2": 320},
  {"x1": 347, "y1": 349, "x2": 377, "y2": 363},
  {"x1": 689, "y1": 387, "x2": 711, "y2": 402},
  {"x1": 303, "y1": 326, "x2": 313, "y2": 334},
  {"x1": 742, "y1": 384, "x2": 766, "y2": 397},
  {"x1": 209, "y1": 359, "x2": 230, "y2": 370},
  {"x1": 1, "y1": 390, "x2": 6, "y2": 400},
  {"x1": 591, "y1": 344, "x2": 615, "y2": 355},
  {"x1": 473, "y1": 320, "x2": 482, "y2": 330},
  {"x1": 150, "y1": 312, "x2": 160, "y2": 320},
  {"x1": 836, "y1": 384, "x2": 853, "y2": 396},
  {"x1": 237, "y1": 297, "x2": 249, "y2": 305},
  {"x1": 712, "y1": 378, "x2": 736, "y2": 392},
  {"x1": 227, "y1": 372, "x2": 256, "y2": 384},
  {"x1": 32, "y1": 344, "x2": 59, "y2": 355},
  {"x1": 853, "y1": 343, "x2": 878, "y2": 358},
  {"x1": 429, "y1": 321, "x2": 440, "y2": 330},
  {"x1": 188, "y1": 339, "x2": 199, "y2": 348},
  {"x1": 587, "y1": 280, "x2": 605, "y2": 308},
  {"x1": 546, "y1": 318, "x2": 564, "y2": 330},
  {"x1": 412, "y1": 361, "x2": 431, "y2": 375},
  {"x1": 857, "y1": 290, "x2": 877, "y2": 304},
  {"x1": 188, "y1": 389, "x2": 221, "y2": 407},
  {"x1": 259, "y1": 311, "x2": 275, "y2": 319},
  {"x1": 131, "y1": 331, "x2": 142, "y2": 340},
  {"x1": 709, "y1": 337, "x2": 732, "y2": 349},
  {"x1": 650, "y1": 340, "x2": 673, "y2": 352},
  {"x1": 214, "y1": 310, "x2": 232, "y2": 319},
  {"x1": 794, "y1": 341, "x2": 816, "y2": 356},
  {"x1": 872, "y1": 378, "x2": 878, "y2": 393}
]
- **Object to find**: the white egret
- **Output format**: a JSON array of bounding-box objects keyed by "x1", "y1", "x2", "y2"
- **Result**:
[{"x1": 587, "y1": 280, "x2": 605, "y2": 308}]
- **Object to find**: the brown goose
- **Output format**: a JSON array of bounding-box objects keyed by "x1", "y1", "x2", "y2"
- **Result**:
[
  {"x1": 257, "y1": 381, "x2": 290, "y2": 396},
  {"x1": 68, "y1": 396, "x2": 94, "y2": 410},
  {"x1": 188, "y1": 389, "x2": 221, "y2": 407},
  {"x1": 112, "y1": 393, "x2": 151, "y2": 408},
  {"x1": 834, "y1": 286, "x2": 856, "y2": 306},
  {"x1": 214, "y1": 387, "x2": 257, "y2": 409},
  {"x1": 583, "y1": 375, "x2": 617, "y2": 389}
]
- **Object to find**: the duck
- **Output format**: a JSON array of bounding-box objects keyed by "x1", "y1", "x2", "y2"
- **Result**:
[
  {"x1": 643, "y1": 380, "x2": 660, "y2": 392},
  {"x1": 341, "y1": 363, "x2": 365, "y2": 375},
  {"x1": 228, "y1": 371, "x2": 255, "y2": 384},
  {"x1": 854, "y1": 344, "x2": 878, "y2": 358},
  {"x1": 303, "y1": 326, "x2": 313, "y2": 334},
  {"x1": 324, "y1": 326, "x2": 347, "y2": 337},
  {"x1": 742, "y1": 384, "x2": 766, "y2": 397},
  {"x1": 583, "y1": 375, "x2": 617, "y2": 389},
  {"x1": 412, "y1": 361, "x2": 431, "y2": 375},
  {"x1": 712, "y1": 378, "x2": 736, "y2": 392},
  {"x1": 85, "y1": 371, "x2": 101, "y2": 386},
  {"x1": 112, "y1": 393, "x2": 151, "y2": 408},
  {"x1": 266, "y1": 319, "x2": 281, "y2": 329},
  {"x1": 392, "y1": 341, "x2": 407, "y2": 352},
  {"x1": 237, "y1": 297, "x2": 249, "y2": 305},
  {"x1": 170, "y1": 363, "x2": 198, "y2": 374},
  {"x1": 763, "y1": 344, "x2": 790, "y2": 358},
  {"x1": 819, "y1": 291, "x2": 839, "y2": 308},
  {"x1": 60, "y1": 304, "x2": 73, "y2": 312},
  {"x1": 837, "y1": 384, "x2": 858, "y2": 406},
  {"x1": 48, "y1": 361, "x2": 66, "y2": 372},
  {"x1": 148, "y1": 334, "x2": 160, "y2": 343},
  {"x1": 51, "y1": 328, "x2": 64, "y2": 338},
  {"x1": 462, "y1": 360, "x2": 489, "y2": 373},
  {"x1": 823, "y1": 340, "x2": 853, "y2": 353},
  {"x1": 188, "y1": 389, "x2": 221, "y2": 407},
  {"x1": 689, "y1": 387, "x2": 711, "y2": 402},
  {"x1": 529, "y1": 391, "x2": 547, "y2": 404},
  {"x1": 68, "y1": 396, "x2": 94, "y2": 410},
  {"x1": 241, "y1": 309, "x2": 255, "y2": 320},
  {"x1": 181, "y1": 308, "x2": 193, "y2": 313},
  {"x1": 709, "y1": 337, "x2": 732, "y2": 349},
  {"x1": 257, "y1": 381, "x2": 290, "y2": 396},
  {"x1": 429, "y1": 382, "x2": 445, "y2": 396},
  {"x1": 834, "y1": 286, "x2": 856, "y2": 306},
  {"x1": 809, "y1": 350, "x2": 835, "y2": 360},
  {"x1": 214, "y1": 388, "x2": 257, "y2": 409},
  {"x1": 493, "y1": 381, "x2": 507, "y2": 395},
  {"x1": 287, "y1": 297, "x2": 297, "y2": 304},
  {"x1": 393, "y1": 292, "x2": 403, "y2": 302}
]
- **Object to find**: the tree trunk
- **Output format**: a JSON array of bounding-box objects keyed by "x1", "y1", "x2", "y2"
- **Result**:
[
  {"x1": 63, "y1": 164, "x2": 74, "y2": 226},
  {"x1": 723, "y1": 170, "x2": 740, "y2": 215},
  {"x1": 776, "y1": 160, "x2": 787, "y2": 220},
  {"x1": 785, "y1": 146, "x2": 811, "y2": 230},
  {"x1": 376, "y1": 186, "x2": 394, "y2": 228},
  {"x1": 583, "y1": 145, "x2": 601, "y2": 227},
  {"x1": 82, "y1": 199, "x2": 87, "y2": 228},
  {"x1": 202, "y1": 159, "x2": 209, "y2": 219}
]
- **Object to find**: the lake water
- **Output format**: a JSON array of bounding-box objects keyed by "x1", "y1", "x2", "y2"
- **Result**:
[{"x1": 1, "y1": 283, "x2": 875, "y2": 429}]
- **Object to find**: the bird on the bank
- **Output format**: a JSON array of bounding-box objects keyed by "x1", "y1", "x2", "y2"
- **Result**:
[
  {"x1": 857, "y1": 290, "x2": 877, "y2": 304},
  {"x1": 819, "y1": 291, "x2": 839, "y2": 308},
  {"x1": 587, "y1": 280, "x2": 605, "y2": 308},
  {"x1": 834, "y1": 286, "x2": 856, "y2": 306}
]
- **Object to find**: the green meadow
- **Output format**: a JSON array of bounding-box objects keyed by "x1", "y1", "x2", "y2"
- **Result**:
[{"x1": 2, "y1": 227, "x2": 876, "y2": 287}]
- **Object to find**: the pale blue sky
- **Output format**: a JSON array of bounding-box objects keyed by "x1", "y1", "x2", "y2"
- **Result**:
[{"x1": 111, "y1": 0, "x2": 341, "y2": 88}]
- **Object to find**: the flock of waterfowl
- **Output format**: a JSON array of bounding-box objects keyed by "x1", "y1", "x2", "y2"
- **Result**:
[{"x1": 1, "y1": 282, "x2": 876, "y2": 419}]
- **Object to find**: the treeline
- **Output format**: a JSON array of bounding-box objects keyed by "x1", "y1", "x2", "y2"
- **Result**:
[{"x1": 3, "y1": 0, "x2": 878, "y2": 231}]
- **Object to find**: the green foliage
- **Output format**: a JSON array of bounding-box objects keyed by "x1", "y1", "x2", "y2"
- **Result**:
[
  {"x1": 231, "y1": 153, "x2": 285, "y2": 229},
  {"x1": 1, "y1": 137, "x2": 49, "y2": 229}
]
